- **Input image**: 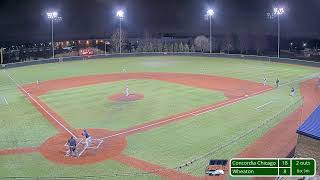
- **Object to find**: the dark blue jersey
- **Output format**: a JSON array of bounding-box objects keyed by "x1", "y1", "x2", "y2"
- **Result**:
[
  {"x1": 68, "y1": 138, "x2": 76, "y2": 147},
  {"x1": 82, "y1": 130, "x2": 90, "y2": 138}
]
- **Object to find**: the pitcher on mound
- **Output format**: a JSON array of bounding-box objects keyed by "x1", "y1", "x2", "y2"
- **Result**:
[{"x1": 125, "y1": 85, "x2": 130, "y2": 97}]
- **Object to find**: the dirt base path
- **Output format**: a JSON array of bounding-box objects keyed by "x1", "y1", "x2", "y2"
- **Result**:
[{"x1": 0, "y1": 147, "x2": 38, "y2": 155}]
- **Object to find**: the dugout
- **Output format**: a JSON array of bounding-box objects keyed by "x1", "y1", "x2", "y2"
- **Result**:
[{"x1": 295, "y1": 105, "x2": 320, "y2": 174}]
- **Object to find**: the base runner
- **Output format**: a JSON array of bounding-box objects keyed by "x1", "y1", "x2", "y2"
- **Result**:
[{"x1": 82, "y1": 129, "x2": 92, "y2": 148}]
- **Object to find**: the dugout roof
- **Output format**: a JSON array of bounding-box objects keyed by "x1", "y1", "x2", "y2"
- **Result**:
[{"x1": 297, "y1": 105, "x2": 320, "y2": 140}]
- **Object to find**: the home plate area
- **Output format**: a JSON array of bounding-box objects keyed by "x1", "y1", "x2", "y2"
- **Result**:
[
  {"x1": 39, "y1": 128, "x2": 127, "y2": 165},
  {"x1": 64, "y1": 138, "x2": 104, "y2": 158}
]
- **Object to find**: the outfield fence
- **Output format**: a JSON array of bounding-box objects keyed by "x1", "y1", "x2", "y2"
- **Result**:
[{"x1": 1, "y1": 52, "x2": 320, "y2": 69}]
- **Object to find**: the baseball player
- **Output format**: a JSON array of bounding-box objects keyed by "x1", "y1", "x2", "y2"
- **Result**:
[
  {"x1": 263, "y1": 76, "x2": 267, "y2": 86},
  {"x1": 125, "y1": 85, "x2": 129, "y2": 97},
  {"x1": 276, "y1": 78, "x2": 280, "y2": 88},
  {"x1": 290, "y1": 87, "x2": 295, "y2": 96},
  {"x1": 67, "y1": 136, "x2": 77, "y2": 157},
  {"x1": 82, "y1": 129, "x2": 92, "y2": 148}
]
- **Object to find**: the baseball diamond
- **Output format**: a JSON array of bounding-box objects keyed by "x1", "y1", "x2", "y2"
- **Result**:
[{"x1": 0, "y1": 55, "x2": 319, "y2": 179}]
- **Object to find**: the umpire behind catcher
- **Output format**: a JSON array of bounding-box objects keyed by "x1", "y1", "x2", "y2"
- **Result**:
[{"x1": 67, "y1": 136, "x2": 77, "y2": 157}]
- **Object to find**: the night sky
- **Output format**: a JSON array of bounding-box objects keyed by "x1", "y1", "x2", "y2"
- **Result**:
[{"x1": 0, "y1": 0, "x2": 320, "y2": 41}]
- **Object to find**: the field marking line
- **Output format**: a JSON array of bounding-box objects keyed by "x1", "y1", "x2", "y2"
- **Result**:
[
  {"x1": 96, "y1": 139, "x2": 103, "y2": 149},
  {"x1": 3, "y1": 96, "x2": 8, "y2": 105},
  {"x1": 193, "y1": 87, "x2": 273, "y2": 117},
  {"x1": 2, "y1": 70, "x2": 77, "y2": 138},
  {"x1": 78, "y1": 145, "x2": 88, "y2": 157},
  {"x1": 255, "y1": 101, "x2": 273, "y2": 111},
  {"x1": 99, "y1": 87, "x2": 273, "y2": 140}
]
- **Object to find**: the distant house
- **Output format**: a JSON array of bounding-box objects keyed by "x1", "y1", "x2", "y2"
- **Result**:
[{"x1": 295, "y1": 105, "x2": 320, "y2": 173}]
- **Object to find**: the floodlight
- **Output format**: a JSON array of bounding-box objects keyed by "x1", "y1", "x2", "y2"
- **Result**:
[
  {"x1": 47, "y1": 11, "x2": 58, "y2": 19},
  {"x1": 207, "y1": 9, "x2": 214, "y2": 16},
  {"x1": 273, "y1": 7, "x2": 285, "y2": 15},
  {"x1": 116, "y1": 10, "x2": 124, "y2": 18}
]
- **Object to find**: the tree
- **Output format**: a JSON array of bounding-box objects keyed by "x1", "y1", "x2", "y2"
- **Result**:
[
  {"x1": 163, "y1": 43, "x2": 169, "y2": 52},
  {"x1": 184, "y1": 43, "x2": 190, "y2": 52},
  {"x1": 194, "y1": 35, "x2": 209, "y2": 52},
  {"x1": 173, "y1": 42, "x2": 179, "y2": 52},
  {"x1": 178, "y1": 42, "x2": 184, "y2": 52},
  {"x1": 168, "y1": 43, "x2": 174, "y2": 52},
  {"x1": 255, "y1": 34, "x2": 268, "y2": 55},
  {"x1": 211, "y1": 37, "x2": 218, "y2": 52},
  {"x1": 190, "y1": 45, "x2": 196, "y2": 52},
  {"x1": 239, "y1": 33, "x2": 250, "y2": 54},
  {"x1": 222, "y1": 34, "x2": 233, "y2": 54},
  {"x1": 111, "y1": 28, "x2": 127, "y2": 53}
]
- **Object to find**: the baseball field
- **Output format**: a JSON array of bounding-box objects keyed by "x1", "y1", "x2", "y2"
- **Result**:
[{"x1": 0, "y1": 56, "x2": 319, "y2": 179}]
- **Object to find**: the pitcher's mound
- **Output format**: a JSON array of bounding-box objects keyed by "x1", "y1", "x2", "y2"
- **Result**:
[{"x1": 108, "y1": 93, "x2": 144, "y2": 102}]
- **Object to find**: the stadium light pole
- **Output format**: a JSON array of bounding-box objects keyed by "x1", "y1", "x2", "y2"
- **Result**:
[
  {"x1": 273, "y1": 7, "x2": 285, "y2": 59},
  {"x1": 116, "y1": 10, "x2": 124, "y2": 54},
  {"x1": 206, "y1": 9, "x2": 214, "y2": 53},
  {"x1": 0, "y1": 48, "x2": 4, "y2": 64},
  {"x1": 105, "y1": 41, "x2": 107, "y2": 56},
  {"x1": 47, "y1": 11, "x2": 59, "y2": 59}
]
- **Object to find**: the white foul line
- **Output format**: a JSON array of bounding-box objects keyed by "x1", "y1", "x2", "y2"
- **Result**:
[
  {"x1": 3, "y1": 96, "x2": 8, "y2": 105},
  {"x1": 193, "y1": 87, "x2": 273, "y2": 116},
  {"x1": 2, "y1": 70, "x2": 77, "y2": 138},
  {"x1": 99, "y1": 87, "x2": 273, "y2": 140},
  {"x1": 255, "y1": 101, "x2": 273, "y2": 111},
  {"x1": 78, "y1": 145, "x2": 88, "y2": 157}
]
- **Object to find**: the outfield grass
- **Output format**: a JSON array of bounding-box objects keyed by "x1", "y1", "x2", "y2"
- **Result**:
[
  {"x1": 39, "y1": 79, "x2": 225, "y2": 131},
  {"x1": 6, "y1": 56, "x2": 319, "y2": 86},
  {"x1": 0, "y1": 71, "x2": 57, "y2": 149},
  {"x1": 0, "y1": 153, "x2": 163, "y2": 179}
]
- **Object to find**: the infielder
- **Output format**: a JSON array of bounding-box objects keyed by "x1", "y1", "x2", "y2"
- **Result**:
[
  {"x1": 263, "y1": 76, "x2": 267, "y2": 86},
  {"x1": 276, "y1": 78, "x2": 279, "y2": 88},
  {"x1": 290, "y1": 87, "x2": 295, "y2": 96}
]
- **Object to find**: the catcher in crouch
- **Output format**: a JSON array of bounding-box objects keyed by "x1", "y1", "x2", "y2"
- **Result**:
[{"x1": 82, "y1": 129, "x2": 93, "y2": 148}]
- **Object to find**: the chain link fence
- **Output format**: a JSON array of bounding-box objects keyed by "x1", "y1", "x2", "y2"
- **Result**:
[{"x1": 1, "y1": 52, "x2": 320, "y2": 69}]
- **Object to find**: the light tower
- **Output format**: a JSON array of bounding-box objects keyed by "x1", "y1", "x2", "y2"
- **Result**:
[
  {"x1": 116, "y1": 10, "x2": 124, "y2": 54},
  {"x1": 273, "y1": 7, "x2": 285, "y2": 58},
  {"x1": 47, "y1": 11, "x2": 61, "y2": 58},
  {"x1": 206, "y1": 9, "x2": 214, "y2": 53}
]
